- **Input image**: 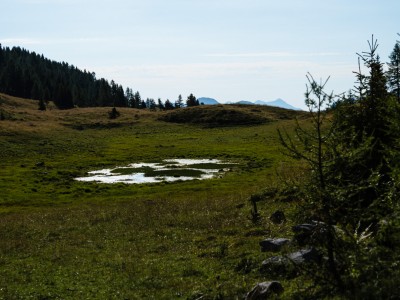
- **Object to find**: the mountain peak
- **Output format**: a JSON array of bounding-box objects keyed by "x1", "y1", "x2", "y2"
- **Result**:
[
  {"x1": 198, "y1": 97, "x2": 301, "y2": 110},
  {"x1": 197, "y1": 97, "x2": 219, "y2": 105},
  {"x1": 254, "y1": 99, "x2": 301, "y2": 110}
]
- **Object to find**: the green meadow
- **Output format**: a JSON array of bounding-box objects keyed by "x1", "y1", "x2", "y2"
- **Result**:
[{"x1": 0, "y1": 94, "x2": 307, "y2": 299}]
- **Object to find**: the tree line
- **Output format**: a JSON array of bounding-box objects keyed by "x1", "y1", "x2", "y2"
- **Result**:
[{"x1": 0, "y1": 45, "x2": 201, "y2": 110}]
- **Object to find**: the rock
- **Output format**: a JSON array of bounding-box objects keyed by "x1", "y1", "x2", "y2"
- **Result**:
[
  {"x1": 35, "y1": 161, "x2": 45, "y2": 167},
  {"x1": 287, "y1": 248, "x2": 321, "y2": 264},
  {"x1": 292, "y1": 223, "x2": 317, "y2": 233},
  {"x1": 260, "y1": 255, "x2": 292, "y2": 277},
  {"x1": 259, "y1": 238, "x2": 290, "y2": 252},
  {"x1": 292, "y1": 222, "x2": 326, "y2": 246},
  {"x1": 246, "y1": 281, "x2": 284, "y2": 300},
  {"x1": 270, "y1": 210, "x2": 286, "y2": 224},
  {"x1": 292, "y1": 224, "x2": 315, "y2": 246},
  {"x1": 260, "y1": 248, "x2": 321, "y2": 278}
]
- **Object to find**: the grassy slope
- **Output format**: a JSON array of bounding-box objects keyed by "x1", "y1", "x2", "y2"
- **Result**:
[{"x1": 0, "y1": 94, "x2": 307, "y2": 299}]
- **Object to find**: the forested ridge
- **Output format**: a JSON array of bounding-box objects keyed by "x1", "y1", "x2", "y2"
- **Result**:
[
  {"x1": 0, "y1": 45, "x2": 205, "y2": 111},
  {"x1": 0, "y1": 45, "x2": 141, "y2": 109}
]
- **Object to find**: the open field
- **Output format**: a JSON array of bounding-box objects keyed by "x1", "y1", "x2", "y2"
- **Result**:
[{"x1": 0, "y1": 93, "x2": 309, "y2": 299}]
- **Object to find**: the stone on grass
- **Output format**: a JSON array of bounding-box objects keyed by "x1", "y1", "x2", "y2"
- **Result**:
[
  {"x1": 270, "y1": 210, "x2": 286, "y2": 224},
  {"x1": 259, "y1": 238, "x2": 290, "y2": 252},
  {"x1": 246, "y1": 281, "x2": 283, "y2": 300},
  {"x1": 292, "y1": 223, "x2": 317, "y2": 233},
  {"x1": 292, "y1": 223, "x2": 326, "y2": 246},
  {"x1": 287, "y1": 248, "x2": 321, "y2": 264},
  {"x1": 260, "y1": 248, "x2": 321, "y2": 278}
]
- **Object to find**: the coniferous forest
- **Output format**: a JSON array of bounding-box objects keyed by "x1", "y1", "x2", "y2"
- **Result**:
[
  {"x1": 0, "y1": 45, "x2": 202, "y2": 111},
  {"x1": 0, "y1": 45, "x2": 139, "y2": 109}
]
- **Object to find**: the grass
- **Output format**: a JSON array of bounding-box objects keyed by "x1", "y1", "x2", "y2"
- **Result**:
[
  {"x1": 0, "y1": 93, "x2": 309, "y2": 299},
  {"x1": 144, "y1": 168, "x2": 205, "y2": 178},
  {"x1": 110, "y1": 167, "x2": 154, "y2": 175}
]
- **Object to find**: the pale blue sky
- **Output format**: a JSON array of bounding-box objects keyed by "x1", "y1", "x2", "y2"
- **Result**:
[{"x1": 1, "y1": 0, "x2": 399, "y2": 109}]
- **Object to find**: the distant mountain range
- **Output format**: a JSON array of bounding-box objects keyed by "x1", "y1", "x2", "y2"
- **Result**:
[
  {"x1": 197, "y1": 97, "x2": 301, "y2": 110},
  {"x1": 197, "y1": 97, "x2": 220, "y2": 105}
]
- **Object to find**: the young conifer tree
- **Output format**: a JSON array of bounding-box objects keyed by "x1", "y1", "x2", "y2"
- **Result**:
[{"x1": 278, "y1": 74, "x2": 345, "y2": 294}]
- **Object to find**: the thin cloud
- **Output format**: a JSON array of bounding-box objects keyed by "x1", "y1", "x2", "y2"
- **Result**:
[
  {"x1": 94, "y1": 60, "x2": 354, "y2": 81},
  {"x1": 205, "y1": 52, "x2": 343, "y2": 58},
  {"x1": 0, "y1": 38, "x2": 42, "y2": 45},
  {"x1": 0, "y1": 37, "x2": 115, "y2": 46}
]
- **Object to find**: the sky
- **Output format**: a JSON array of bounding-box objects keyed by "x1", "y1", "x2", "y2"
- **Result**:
[{"x1": 1, "y1": 0, "x2": 399, "y2": 109}]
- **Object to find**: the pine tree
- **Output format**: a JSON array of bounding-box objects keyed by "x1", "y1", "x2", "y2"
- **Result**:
[
  {"x1": 146, "y1": 98, "x2": 156, "y2": 110},
  {"x1": 331, "y1": 36, "x2": 395, "y2": 223},
  {"x1": 134, "y1": 91, "x2": 142, "y2": 108},
  {"x1": 164, "y1": 99, "x2": 174, "y2": 110},
  {"x1": 387, "y1": 41, "x2": 400, "y2": 103},
  {"x1": 186, "y1": 93, "x2": 198, "y2": 107},
  {"x1": 157, "y1": 98, "x2": 165, "y2": 110},
  {"x1": 279, "y1": 74, "x2": 344, "y2": 292},
  {"x1": 126, "y1": 87, "x2": 134, "y2": 107},
  {"x1": 175, "y1": 94, "x2": 183, "y2": 108},
  {"x1": 38, "y1": 97, "x2": 46, "y2": 111}
]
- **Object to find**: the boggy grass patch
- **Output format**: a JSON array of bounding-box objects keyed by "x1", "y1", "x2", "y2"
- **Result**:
[
  {"x1": 145, "y1": 168, "x2": 205, "y2": 178},
  {"x1": 76, "y1": 159, "x2": 236, "y2": 184},
  {"x1": 110, "y1": 166, "x2": 153, "y2": 175},
  {"x1": 185, "y1": 162, "x2": 238, "y2": 169}
]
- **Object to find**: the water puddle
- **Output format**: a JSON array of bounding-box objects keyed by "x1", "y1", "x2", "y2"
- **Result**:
[{"x1": 75, "y1": 159, "x2": 236, "y2": 184}]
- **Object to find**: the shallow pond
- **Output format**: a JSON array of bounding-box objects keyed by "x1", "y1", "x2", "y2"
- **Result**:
[{"x1": 75, "y1": 159, "x2": 236, "y2": 184}]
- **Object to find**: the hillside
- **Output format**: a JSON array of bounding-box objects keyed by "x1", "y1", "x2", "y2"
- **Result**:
[
  {"x1": 0, "y1": 93, "x2": 154, "y2": 134},
  {"x1": 159, "y1": 104, "x2": 308, "y2": 127},
  {"x1": 0, "y1": 93, "x2": 308, "y2": 133}
]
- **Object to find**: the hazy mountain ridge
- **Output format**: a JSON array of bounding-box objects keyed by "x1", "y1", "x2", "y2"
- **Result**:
[
  {"x1": 253, "y1": 98, "x2": 302, "y2": 110},
  {"x1": 198, "y1": 97, "x2": 301, "y2": 110},
  {"x1": 197, "y1": 97, "x2": 220, "y2": 105}
]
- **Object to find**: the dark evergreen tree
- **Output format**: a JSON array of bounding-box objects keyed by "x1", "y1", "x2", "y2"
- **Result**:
[
  {"x1": 38, "y1": 97, "x2": 46, "y2": 111},
  {"x1": 125, "y1": 87, "x2": 134, "y2": 107},
  {"x1": 133, "y1": 91, "x2": 142, "y2": 108},
  {"x1": 175, "y1": 94, "x2": 183, "y2": 108},
  {"x1": 146, "y1": 98, "x2": 156, "y2": 110},
  {"x1": 108, "y1": 107, "x2": 120, "y2": 119},
  {"x1": 331, "y1": 36, "x2": 397, "y2": 225},
  {"x1": 54, "y1": 82, "x2": 74, "y2": 109},
  {"x1": 387, "y1": 41, "x2": 400, "y2": 102},
  {"x1": 157, "y1": 98, "x2": 165, "y2": 110},
  {"x1": 279, "y1": 74, "x2": 344, "y2": 294},
  {"x1": 164, "y1": 99, "x2": 174, "y2": 110},
  {"x1": 186, "y1": 93, "x2": 198, "y2": 107}
]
